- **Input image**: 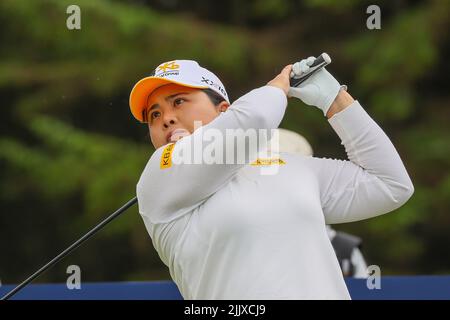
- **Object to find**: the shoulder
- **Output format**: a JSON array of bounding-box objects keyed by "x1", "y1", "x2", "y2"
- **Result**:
[{"x1": 137, "y1": 144, "x2": 172, "y2": 191}]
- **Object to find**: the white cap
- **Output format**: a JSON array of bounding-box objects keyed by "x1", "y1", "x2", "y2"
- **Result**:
[{"x1": 129, "y1": 60, "x2": 229, "y2": 122}]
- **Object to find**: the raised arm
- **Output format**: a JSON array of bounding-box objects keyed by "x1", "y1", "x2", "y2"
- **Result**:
[
  {"x1": 304, "y1": 94, "x2": 414, "y2": 223},
  {"x1": 289, "y1": 56, "x2": 414, "y2": 224}
]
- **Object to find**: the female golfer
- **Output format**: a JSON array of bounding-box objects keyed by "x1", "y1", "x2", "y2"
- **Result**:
[{"x1": 129, "y1": 58, "x2": 414, "y2": 299}]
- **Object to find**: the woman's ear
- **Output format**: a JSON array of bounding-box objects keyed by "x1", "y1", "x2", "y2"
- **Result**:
[{"x1": 217, "y1": 101, "x2": 230, "y2": 113}]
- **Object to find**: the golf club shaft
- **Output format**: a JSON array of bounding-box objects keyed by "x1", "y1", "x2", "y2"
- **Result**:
[
  {"x1": 1, "y1": 196, "x2": 138, "y2": 300},
  {"x1": 290, "y1": 53, "x2": 331, "y2": 87}
]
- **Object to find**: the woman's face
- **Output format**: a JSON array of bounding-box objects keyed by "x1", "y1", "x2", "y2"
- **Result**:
[{"x1": 146, "y1": 83, "x2": 229, "y2": 149}]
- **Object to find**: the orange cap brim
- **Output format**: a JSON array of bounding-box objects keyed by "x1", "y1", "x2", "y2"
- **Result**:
[{"x1": 129, "y1": 77, "x2": 208, "y2": 122}]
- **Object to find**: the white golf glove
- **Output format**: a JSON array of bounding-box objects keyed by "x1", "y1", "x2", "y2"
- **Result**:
[{"x1": 288, "y1": 56, "x2": 345, "y2": 116}]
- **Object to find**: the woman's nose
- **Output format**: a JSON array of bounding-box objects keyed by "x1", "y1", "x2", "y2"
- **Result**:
[{"x1": 163, "y1": 116, "x2": 176, "y2": 128}]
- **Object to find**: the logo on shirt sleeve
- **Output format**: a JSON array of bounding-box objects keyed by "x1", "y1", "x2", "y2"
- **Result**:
[{"x1": 160, "y1": 143, "x2": 175, "y2": 169}]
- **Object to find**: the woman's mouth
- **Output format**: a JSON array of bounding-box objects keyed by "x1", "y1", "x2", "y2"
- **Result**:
[{"x1": 168, "y1": 128, "x2": 190, "y2": 143}]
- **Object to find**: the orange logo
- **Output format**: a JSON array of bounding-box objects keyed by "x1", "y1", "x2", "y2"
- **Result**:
[
  {"x1": 250, "y1": 158, "x2": 286, "y2": 166},
  {"x1": 157, "y1": 61, "x2": 180, "y2": 73},
  {"x1": 160, "y1": 143, "x2": 175, "y2": 169}
]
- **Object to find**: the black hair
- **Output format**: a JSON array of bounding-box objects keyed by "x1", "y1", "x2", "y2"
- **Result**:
[{"x1": 202, "y1": 88, "x2": 226, "y2": 106}]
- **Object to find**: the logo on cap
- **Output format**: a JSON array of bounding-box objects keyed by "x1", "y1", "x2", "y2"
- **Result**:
[
  {"x1": 201, "y1": 76, "x2": 228, "y2": 98},
  {"x1": 153, "y1": 61, "x2": 180, "y2": 78},
  {"x1": 157, "y1": 61, "x2": 180, "y2": 73}
]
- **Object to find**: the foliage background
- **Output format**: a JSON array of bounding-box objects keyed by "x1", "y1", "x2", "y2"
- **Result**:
[{"x1": 0, "y1": 0, "x2": 449, "y2": 284}]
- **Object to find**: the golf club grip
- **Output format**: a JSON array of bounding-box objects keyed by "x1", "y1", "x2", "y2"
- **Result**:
[
  {"x1": 290, "y1": 53, "x2": 331, "y2": 87},
  {"x1": 309, "y1": 53, "x2": 328, "y2": 68}
]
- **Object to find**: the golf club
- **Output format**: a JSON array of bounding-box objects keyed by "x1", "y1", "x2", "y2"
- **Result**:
[{"x1": 1, "y1": 197, "x2": 138, "y2": 300}]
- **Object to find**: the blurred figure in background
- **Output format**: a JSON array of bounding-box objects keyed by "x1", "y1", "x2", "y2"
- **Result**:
[
  {"x1": 326, "y1": 225, "x2": 367, "y2": 278},
  {"x1": 270, "y1": 128, "x2": 368, "y2": 278}
]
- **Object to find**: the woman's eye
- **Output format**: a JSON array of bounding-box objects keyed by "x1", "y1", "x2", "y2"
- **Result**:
[
  {"x1": 150, "y1": 111, "x2": 161, "y2": 120},
  {"x1": 174, "y1": 98, "x2": 185, "y2": 106}
]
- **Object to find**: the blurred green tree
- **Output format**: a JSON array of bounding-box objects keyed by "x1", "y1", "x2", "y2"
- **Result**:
[{"x1": 0, "y1": 0, "x2": 449, "y2": 284}]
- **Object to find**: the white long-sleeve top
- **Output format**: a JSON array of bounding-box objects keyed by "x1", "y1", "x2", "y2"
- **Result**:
[{"x1": 136, "y1": 85, "x2": 414, "y2": 299}]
